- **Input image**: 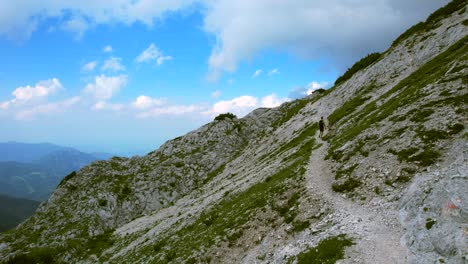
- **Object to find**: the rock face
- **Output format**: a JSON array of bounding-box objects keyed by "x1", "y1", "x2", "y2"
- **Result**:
[{"x1": 0, "y1": 1, "x2": 467, "y2": 263}]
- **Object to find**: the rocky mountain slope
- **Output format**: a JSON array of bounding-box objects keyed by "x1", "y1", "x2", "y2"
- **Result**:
[{"x1": 0, "y1": 1, "x2": 467, "y2": 263}]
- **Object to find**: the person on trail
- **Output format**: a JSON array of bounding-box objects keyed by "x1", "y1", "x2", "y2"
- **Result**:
[{"x1": 319, "y1": 116, "x2": 326, "y2": 138}]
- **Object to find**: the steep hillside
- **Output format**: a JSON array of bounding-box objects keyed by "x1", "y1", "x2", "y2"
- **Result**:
[
  {"x1": 0, "y1": 194, "x2": 40, "y2": 232},
  {"x1": 0, "y1": 148, "x2": 106, "y2": 201},
  {"x1": 0, "y1": 161, "x2": 55, "y2": 201},
  {"x1": 0, "y1": 1, "x2": 466, "y2": 263}
]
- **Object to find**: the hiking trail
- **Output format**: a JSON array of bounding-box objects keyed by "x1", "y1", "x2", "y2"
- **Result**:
[{"x1": 305, "y1": 139, "x2": 410, "y2": 263}]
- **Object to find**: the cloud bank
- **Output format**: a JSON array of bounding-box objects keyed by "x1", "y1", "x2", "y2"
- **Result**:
[{"x1": 0, "y1": 0, "x2": 449, "y2": 77}]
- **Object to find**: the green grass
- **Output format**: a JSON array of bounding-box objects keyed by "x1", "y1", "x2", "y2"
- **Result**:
[
  {"x1": 335, "y1": 53, "x2": 381, "y2": 85},
  {"x1": 5, "y1": 247, "x2": 60, "y2": 264},
  {"x1": 410, "y1": 108, "x2": 434, "y2": 122},
  {"x1": 293, "y1": 234, "x2": 354, "y2": 264},
  {"x1": 332, "y1": 178, "x2": 361, "y2": 193},
  {"x1": 391, "y1": 0, "x2": 466, "y2": 48},
  {"x1": 417, "y1": 129, "x2": 447, "y2": 144},
  {"x1": 145, "y1": 160, "x2": 306, "y2": 262},
  {"x1": 388, "y1": 147, "x2": 440, "y2": 166},
  {"x1": 58, "y1": 171, "x2": 76, "y2": 186},
  {"x1": 122, "y1": 124, "x2": 319, "y2": 263},
  {"x1": 426, "y1": 218, "x2": 436, "y2": 230},
  {"x1": 98, "y1": 199, "x2": 107, "y2": 206},
  {"x1": 410, "y1": 148, "x2": 440, "y2": 166},
  {"x1": 328, "y1": 36, "x2": 468, "y2": 159},
  {"x1": 260, "y1": 123, "x2": 318, "y2": 163},
  {"x1": 214, "y1": 112, "x2": 236, "y2": 121},
  {"x1": 274, "y1": 192, "x2": 301, "y2": 224},
  {"x1": 328, "y1": 95, "x2": 371, "y2": 126},
  {"x1": 335, "y1": 164, "x2": 358, "y2": 180},
  {"x1": 327, "y1": 81, "x2": 378, "y2": 128},
  {"x1": 291, "y1": 220, "x2": 311, "y2": 232},
  {"x1": 203, "y1": 164, "x2": 226, "y2": 184},
  {"x1": 448, "y1": 123, "x2": 464, "y2": 135},
  {"x1": 272, "y1": 98, "x2": 310, "y2": 128},
  {"x1": 388, "y1": 148, "x2": 418, "y2": 162}
]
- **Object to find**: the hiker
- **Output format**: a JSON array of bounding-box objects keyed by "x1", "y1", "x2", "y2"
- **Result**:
[{"x1": 319, "y1": 116, "x2": 326, "y2": 138}]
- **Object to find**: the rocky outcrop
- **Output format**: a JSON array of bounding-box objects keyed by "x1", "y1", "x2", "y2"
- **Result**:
[{"x1": 0, "y1": 1, "x2": 466, "y2": 263}]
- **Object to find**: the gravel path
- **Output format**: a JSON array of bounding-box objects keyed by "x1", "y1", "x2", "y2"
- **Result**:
[{"x1": 305, "y1": 139, "x2": 410, "y2": 263}]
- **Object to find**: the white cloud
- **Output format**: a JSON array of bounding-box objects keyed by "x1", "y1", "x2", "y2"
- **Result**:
[
  {"x1": 101, "y1": 57, "x2": 125, "y2": 72},
  {"x1": 133, "y1": 95, "x2": 165, "y2": 110},
  {"x1": 0, "y1": 101, "x2": 11, "y2": 110},
  {"x1": 268, "y1": 69, "x2": 279, "y2": 76},
  {"x1": 13, "y1": 78, "x2": 62, "y2": 102},
  {"x1": 203, "y1": 0, "x2": 450, "y2": 79},
  {"x1": 92, "y1": 101, "x2": 124, "y2": 111},
  {"x1": 306, "y1": 81, "x2": 329, "y2": 95},
  {"x1": 288, "y1": 81, "x2": 329, "y2": 99},
  {"x1": 135, "y1": 43, "x2": 172, "y2": 65},
  {"x1": 0, "y1": 1, "x2": 199, "y2": 40},
  {"x1": 103, "y1": 45, "x2": 113, "y2": 53},
  {"x1": 261, "y1": 94, "x2": 289, "y2": 108},
  {"x1": 61, "y1": 16, "x2": 89, "y2": 39},
  {"x1": 252, "y1": 69, "x2": 262, "y2": 78},
  {"x1": 227, "y1": 79, "x2": 234, "y2": 85},
  {"x1": 0, "y1": 78, "x2": 63, "y2": 108},
  {"x1": 83, "y1": 74, "x2": 127, "y2": 100},
  {"x1": 210, "y1": 94, "x2": 289, "y2": 117},
  {"x1": 211, "y1": 90, "x2": 222, "y2": 99},
  {"x1": 82, "y1": 61, "x2": 97, "y2": 72},
  {"x1": 156, "y1": 55, "x2": 172, "y2": 65},
  {"x1": 137, "y1": 104, "x2": 204, "y2": 118},
  {"x1": 212, "y1": 95, "x2": 257, "y2": 115},
  {"x1": 0, "y1": 0, "x2": 449, "y2": 76},
  {"x1": 15, "y1": 96, "x2": 80, "y2": 120}
]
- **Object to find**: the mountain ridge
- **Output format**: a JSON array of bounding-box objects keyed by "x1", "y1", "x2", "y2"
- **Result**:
[{"x1": 0, "y1": 1, "x2": 466, "y2": 263}]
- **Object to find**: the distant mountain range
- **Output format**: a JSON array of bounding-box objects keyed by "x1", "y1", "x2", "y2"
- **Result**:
[
  {"x1": 0, "y1": 142, "x2": 114, "y2": 201},
  {"x1": 0, "y1": 194, "x2": 40, "y2": 232}
]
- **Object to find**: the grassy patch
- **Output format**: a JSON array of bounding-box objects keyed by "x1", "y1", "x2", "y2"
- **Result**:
[
  {"x1": 214, "y1": 112, "x2": 236, "y2": 121},
  {"x1": 58, "y1": 171, "x2": 76, "y2": 186},
  {"x1": 335, "y1": 53, "x2": 381, "y2": 85},
  {"x1": 448, "y1": 123, "x2": 464, "y2": 135},
  {"x1": 335, "y1": 164, "x2": 358, "y2": 180},
  {"x1": 332, "y1": 178, "x2": 361, "y2": 193},
  {"x1": 293, "y1": 235, "x2": 354, "y2": 264},
  {"x1": 328, "y1": 82, "x2": 377, "y2": 126},
  {"x1": 85, "y1": 230, "x2": 115, "y2": 256},
  {"x1": 388, "y1": 148, "x2": 418, "y2": 162},
  {"x1": 410, "y1": 108, "x2": 434, "y2": 122},
  {"x1": 426, "y1": 218, "x2": 436, "y2": 230},
  {"x1": 127, "y1": 125, "x2": 318, "y2": 262},
  {"x1": 272, "y1": 98, "x2": 310, "y2": 128},
  {"x1": 98, "y1": 199, "x2": 107, "y2": 206},
  {"x1": 5, "y1": 248, "x2": 60, "y2": 264},
  {"x1": 410, "y1": 148, "x2": 440, "y2": 166},
  {"x1": 328, "y1": 95, "x2": 371, "y2": 126},
  {"x1": 203, "y1": 164, "x2": 226, "y2": 184},
  {"x1": 391, "y1": 0, "x2": 466, "y2": 47},
  {"x1": 292, "y1": 220, "x2": 311, "y2": 232},
  {"x1": 389, "y1": 147, "x2": 440, "y2": 166},
  {"x1": 416, "y1": 129, "x2": 447, "y2": 144},
  {"x1": 327, "y1": 36, "x2": 468, "y2": 158},
  {"x1": 146, "y1": 160, "x2": 306, "y2": 261},
  {"x1": 274, "y1": 192, "x2": 301, "y2": 224}
]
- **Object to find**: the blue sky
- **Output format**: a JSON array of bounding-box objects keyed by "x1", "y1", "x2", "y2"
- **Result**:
[{"x1": 0, "y1": 0, "x2": 449, "y2": 155}]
